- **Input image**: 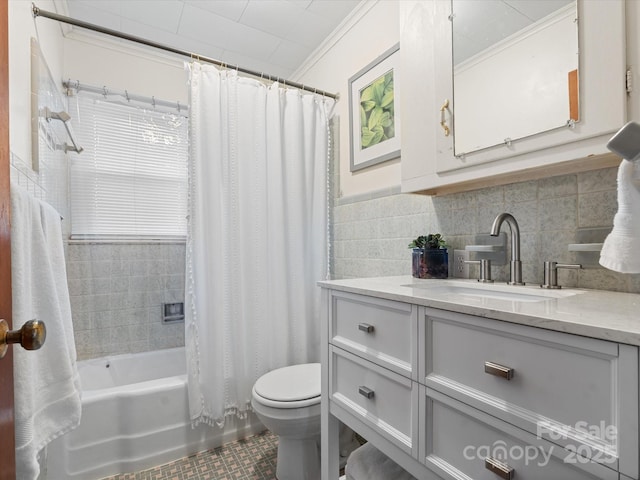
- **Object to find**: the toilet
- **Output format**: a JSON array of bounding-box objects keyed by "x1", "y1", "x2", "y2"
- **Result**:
[
  {"x1": 252, "y1": 363, "x2": 361, "y2": 479},
  {"x1": 252, "y1": 363, "x2": 322, "y2": 480}
]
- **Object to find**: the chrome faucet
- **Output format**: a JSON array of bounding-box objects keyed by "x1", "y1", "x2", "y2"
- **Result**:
[{"x1": 490, "y1": 213, "x2": 524, "y2": 285}]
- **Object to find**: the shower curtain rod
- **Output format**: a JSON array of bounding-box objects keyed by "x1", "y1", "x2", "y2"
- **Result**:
[{"x1": 31, "y1": 4, "x2": 339, "y2": 100}]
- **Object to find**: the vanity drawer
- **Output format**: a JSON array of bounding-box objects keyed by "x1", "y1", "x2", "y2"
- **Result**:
[
  {"x1": 421, "y1": 388, "x2": 617, "y2": 480},
  {"x1": 330, "y1": 346, "x2": 418, "y2": 455},
  {"x1": 421, "y1": 307, "x2": 638, "y2": 471},
  {"x1": 330, "y1": 291, "x2": 417, "y2": 379}
]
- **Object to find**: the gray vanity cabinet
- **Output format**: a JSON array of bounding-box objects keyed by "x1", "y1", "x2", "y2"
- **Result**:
[
  {"x1": 320, "y1": 289, "x2": 640, "y2": 480},
  {"x1": 419, "y1": 307, "x2": 637, "y2": 480}
]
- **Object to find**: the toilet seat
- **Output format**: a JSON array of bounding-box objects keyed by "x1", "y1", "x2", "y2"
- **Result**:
[{"x1": 252, "y1": 363, "x2": 321, "y2": 409}]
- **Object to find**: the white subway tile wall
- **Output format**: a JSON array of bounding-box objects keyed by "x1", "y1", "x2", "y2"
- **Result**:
[
  {"x1": 10, "y1": 145, "x2": 68, "y2": 222},
  {"x1": 331, "y1": 167, "x2": 640, "y2": 294},
  {"x1": 66, "y1": 243, "x2": 186, "y2": 360},
  {"x1": 10, "y1": 152, "x2": 46, "y2": 201},
  {"x1": 11, "y1": 53, "x2": 71, "y2": 232}
]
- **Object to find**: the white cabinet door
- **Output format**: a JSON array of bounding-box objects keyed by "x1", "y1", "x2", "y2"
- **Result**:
[
  {"x1": 419, "y1": 307, "x2": 639, "y2": 475},
  {"x1": 399, "y1": 0, "x2": 438, "y2": 191},
  {"x1": 400, "y1": 0, "x2": 626, "y2": 195},
  {"x1": 420, "y1": 387, "x2": 619, "y2": 480},
  {"x1": 329, "y1": 346, "x2": 419, "y2": 456},
  {"x1": 329, "y1": 291, "x2": 418, "y2": 379},
  {"x1": 627, "y1": 0, "x2": 640, "y2": 123}
]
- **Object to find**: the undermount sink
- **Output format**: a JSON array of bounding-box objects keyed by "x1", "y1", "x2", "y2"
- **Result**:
[{"x1": 401, "y1": 281, "x2": 582, "y2": 303}]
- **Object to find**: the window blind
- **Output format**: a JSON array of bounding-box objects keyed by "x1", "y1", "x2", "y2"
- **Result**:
[{"x1": 69, "y1": 92, "x2": 188, "y2": 240}]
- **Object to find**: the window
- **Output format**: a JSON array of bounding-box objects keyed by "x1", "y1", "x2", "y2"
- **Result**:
[{"x1": 69, "y1": 92, "x2": 188, "y2": 240}]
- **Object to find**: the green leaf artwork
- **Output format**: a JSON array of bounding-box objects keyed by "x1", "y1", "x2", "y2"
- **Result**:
[{"x1": 359, "y1": 70, "x2": 395, "y2": 150}]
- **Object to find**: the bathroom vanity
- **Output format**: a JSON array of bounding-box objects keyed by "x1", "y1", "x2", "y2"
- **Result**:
[{"x1": 319, "y1": 277, "x2": 640, "y2": 480}]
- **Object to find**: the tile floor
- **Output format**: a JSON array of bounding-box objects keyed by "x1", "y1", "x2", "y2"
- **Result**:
[{"x1": 101, "y1": 430, "x2": 278, "y2": 480}]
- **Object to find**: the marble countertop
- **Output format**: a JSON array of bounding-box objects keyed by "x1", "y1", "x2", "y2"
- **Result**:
[{"x1": 318, "y1": 276, "x2": 640, "y2": 346}]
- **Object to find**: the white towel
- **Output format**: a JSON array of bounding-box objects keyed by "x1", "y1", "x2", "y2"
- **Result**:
[
  {"x1": 10, "y1": 183, "x2": 81, "y2": 480},
  {"x1": 345, "y1": 442, "x2": 417, "y2": 480},
  {"x1": 599, "y1": 160, "x2": 640, "y2": 273}
]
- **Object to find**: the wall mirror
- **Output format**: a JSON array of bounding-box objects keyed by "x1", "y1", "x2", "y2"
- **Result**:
[{"x1": 451, "y1": 0, "x2": 578, "y2": 156}]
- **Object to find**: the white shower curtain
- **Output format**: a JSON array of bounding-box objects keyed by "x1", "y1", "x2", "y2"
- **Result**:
[{"x1": 185, "y1": 63, "x2": 333, "y2": 427}]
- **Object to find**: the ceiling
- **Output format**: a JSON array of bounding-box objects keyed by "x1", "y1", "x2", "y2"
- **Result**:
[
  {"x1": 59, "y1": 1, "x2": 573, "y2": 82},
  {"x1": 62, "y1": 0, "x2": 362, "y2": 80}
]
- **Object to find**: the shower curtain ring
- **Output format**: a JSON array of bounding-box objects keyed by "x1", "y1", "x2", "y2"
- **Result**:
[
  {"x1": 125, "y1": 90, "x2": 130, "y2": 102},
  {"x1": 102, "y1": 86, "x2": 107, "y2": 98}
]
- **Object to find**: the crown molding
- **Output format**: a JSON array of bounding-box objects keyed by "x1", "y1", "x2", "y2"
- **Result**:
[
  {"x1": 63, "y1": 28, "x2": 185, "y2": 69},
  {"x1": 291, "y1": 0, "x2": 378, "y2": 82},
  {"x1": 52, "y1": 0, "x2": 185, "y2": 68},
  {"x1": 51, "y1": 0, "x2": 73, "y2": 36},
  {"x1": 53, "y1": 0, "x2": 378, "y2": 82}
]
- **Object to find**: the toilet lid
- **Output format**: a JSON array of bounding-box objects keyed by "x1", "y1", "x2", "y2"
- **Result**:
[{"x1": 254, "y1": 363, "x2": 321, "y2": 402}]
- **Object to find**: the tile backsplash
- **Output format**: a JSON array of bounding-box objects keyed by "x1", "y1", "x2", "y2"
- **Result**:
[
  {"x1": 332, "y1": 167, "x2": 640, "y2": 294},
  {"x1": 66, "y1": 242, "x2": 186, "y2": 360}
]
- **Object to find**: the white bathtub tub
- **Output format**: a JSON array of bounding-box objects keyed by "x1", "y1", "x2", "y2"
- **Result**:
[{"x1": 46, "y1": 347, "x2": 263, "y2": 479}]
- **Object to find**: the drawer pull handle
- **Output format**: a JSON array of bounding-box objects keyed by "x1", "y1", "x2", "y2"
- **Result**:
[
  {"x1": 485, "y1": 457, "x2": 514, "y2": 480},
  {"x1": 358, "y1": 323, "x2": 374, "y2": 333},
  {"x1": 485, "y1": 361, "x2": 514, "y2": 380},
  {"x1": 358, "y1": 386, "x2": 375, "y2": 399}
]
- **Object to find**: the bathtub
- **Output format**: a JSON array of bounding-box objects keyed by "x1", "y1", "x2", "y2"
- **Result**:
[{"x1": 46, "y1": 347, "x2": 263, "y2": 479}]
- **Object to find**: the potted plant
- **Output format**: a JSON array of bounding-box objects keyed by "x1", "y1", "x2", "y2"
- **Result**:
[{"x1": 408, "y1": 234, "x2": 448, "y2": 279}]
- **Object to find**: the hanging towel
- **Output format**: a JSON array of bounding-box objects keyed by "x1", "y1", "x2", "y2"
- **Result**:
[
  {"x1": 599, "y1": 160, "x2": 640, "y2": 273},
  {"x1": 10, "y1": 183, "x2": 81, "y2": 480}
]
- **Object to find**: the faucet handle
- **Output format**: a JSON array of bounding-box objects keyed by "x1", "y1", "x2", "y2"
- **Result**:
[
  {"x1": 541, "y1": 261, "x2": 581, "y2": 289},
  {"x1": 465, "y1": 259, "x2": 494, "y2": 283}
]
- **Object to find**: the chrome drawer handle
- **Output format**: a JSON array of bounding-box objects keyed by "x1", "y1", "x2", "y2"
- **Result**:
[
  {"x1": 358, "y1": 386, "x2": 375, "y2": 399},
  {"x1": 358, "y1": 323, "x2": 374, "y2": 333},
  {"x1": 485, "y1": 457, "x2": 514, "y2": 480},
  {"x1": 485, "y1": 361, "x2": 514, "y2": 380}
]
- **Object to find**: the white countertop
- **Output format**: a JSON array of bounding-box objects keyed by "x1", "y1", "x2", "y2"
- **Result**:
[{"x1": 318, "y1": 276, "x2": 640, "y2": 346}]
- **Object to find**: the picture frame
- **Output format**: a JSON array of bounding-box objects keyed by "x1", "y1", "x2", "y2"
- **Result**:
[{"x1": 349, "y1": 43, "x2": 401, "y2": 172}]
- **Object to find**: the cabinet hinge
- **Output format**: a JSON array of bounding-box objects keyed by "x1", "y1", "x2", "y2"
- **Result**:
[{"x1": 626, "y1": 68, "x2": 633, "y2": 94}]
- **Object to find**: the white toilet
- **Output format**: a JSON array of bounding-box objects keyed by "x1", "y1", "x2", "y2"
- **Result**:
[
  {"x1": 252, "y1": 363, "x2": 360, "y2": 479},
  {"x1": 251, "y1": 363, "x2": 322, "y2": 480}
]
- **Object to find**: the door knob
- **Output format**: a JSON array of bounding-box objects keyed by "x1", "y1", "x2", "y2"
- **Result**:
[{"x1": 0, "y1": 319, "x2": 46, "y2": 358}]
